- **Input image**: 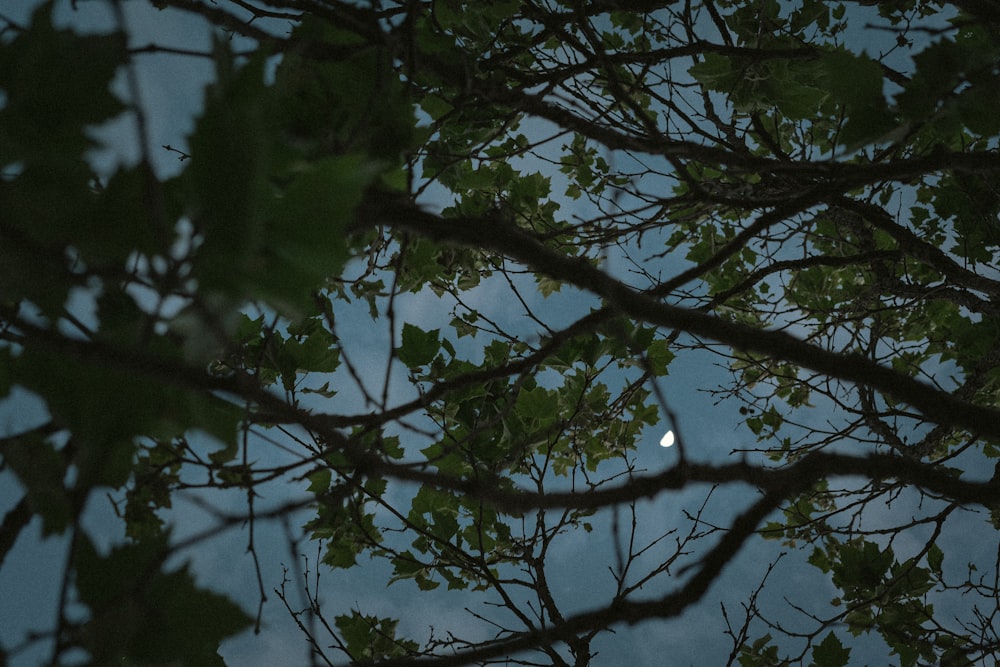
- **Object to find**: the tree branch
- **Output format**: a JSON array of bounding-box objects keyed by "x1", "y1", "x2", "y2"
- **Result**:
[{"x1": 355, "y1": 197, "x2": 1000, "y2": 440}]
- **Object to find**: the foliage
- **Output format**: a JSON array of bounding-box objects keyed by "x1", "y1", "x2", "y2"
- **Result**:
[{"x1": 4, "y1": 0, "x2": 1000, "y2": 665}]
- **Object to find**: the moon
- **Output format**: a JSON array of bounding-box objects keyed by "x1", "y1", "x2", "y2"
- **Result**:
[{"x1": 659, "y1": 430, "x2": 675, "y2": 448}]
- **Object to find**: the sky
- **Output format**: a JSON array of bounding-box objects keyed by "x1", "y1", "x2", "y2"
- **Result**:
[{"x1": 0, "y1": 1, "x2": 985, "y2": 666}]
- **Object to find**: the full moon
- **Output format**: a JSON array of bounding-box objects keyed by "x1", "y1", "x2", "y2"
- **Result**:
[{"x1": 659, "y1": 430, "x2": 675, "y2": 448}]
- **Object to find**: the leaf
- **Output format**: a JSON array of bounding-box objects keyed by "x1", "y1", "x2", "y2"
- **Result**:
[
  {"x1": 261, "y1": 153, "x2": 374, "y2": 309},
  {"x1": 956, "y1": 73, "x2": 1000, "y2": 135},
  {"x1": 0, "y1": 5, "x2": 130, "y2": 316},
  {"x1": 0, "y1": 434, "x2": 72, "y2": 535},
  {"x1": 282, "y1": 319, "x2": 342, "y2": 374},
  {"x1": 389, "y1": 553, "x2": 424, "y2": 585},
  {"x1": 516, "y1": 386, "x2": 558, "y2": 422},
  {"x1": 812, "y1": 632, "x2": 851, "y2": 667},
  {"x1": 0, "y1": 1, "x2": 125, "y2": 165},
  {"x1": 271, "y1": 16, "x2": 415, "y2": 163},
  {"x1": 838, "y1": 104, "x2": 898, "y2": 148},
  {"x1": 822, "y1": 50, "x2": 885, "y2": 108},
  {"x1": 689, "y1": 53, "x2": 735, "y2": 90},
  {"x1": 186, "y1": 43, "x2": 271, "y2": 297},
  {"x1": 13, "y1": 347, "x2": 143, "y2": 487},
  {"x1": 927, "y1": 543, "x2": 944, "y2": 575},
  {"x1": 772, "y1": 79, "x2": 829, "y2": 120},
  {"x1": 76, "y1": 534, "x2": 252, "y2": 665},
  {"x1": 308, "y1": 468, "x2": 332, "y2": 494},
  {"x1": 398, "y1": 323, "x2": 440, "y2": 367},
  {"x1": 12, "y1": 340, "x2": 240, "y2": 487},
  {"x1": 186, "y1": 45, "x2": 377, "y2": 313},
  {"x1": 335, "y1": 611, "x2": 419, "y2": 660},
  {"x1": 821, "y1": 49, "x2": 896, "y2": 147},
  {"x1": 831, "y1": 540, "x2": 894, "y2": 598},
  {"x1": 324, "y1": 538, "x2": 361, "y2": 568},
  {"x1": 647, "y1": 339, "x2": 675, "y2": 375},
  {"x1": 537, "y1": 275, "x2": 563, "y2": 297}
]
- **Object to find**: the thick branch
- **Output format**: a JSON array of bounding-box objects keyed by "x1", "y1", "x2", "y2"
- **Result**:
[{"x1": 355, "y1": 196, "x2": 1000, "y2": 440}]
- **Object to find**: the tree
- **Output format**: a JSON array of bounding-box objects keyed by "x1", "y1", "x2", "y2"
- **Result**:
[{"x1": 3, "y1": 0, "x2": 1000, "y2": 664}]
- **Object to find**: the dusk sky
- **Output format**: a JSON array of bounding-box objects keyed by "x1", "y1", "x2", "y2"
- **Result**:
[{"x1": 0, "y1": 1, "x2": 989, "y2": 665}]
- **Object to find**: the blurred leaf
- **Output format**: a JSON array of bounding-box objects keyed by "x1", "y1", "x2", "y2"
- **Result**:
[
  {"x1": 689, "y1": 53, "x2": 734, "y2": 90},
  {"x1": 822, "y1": 49, "x2": 896, "y2": 147},
  {"x1": 0, "y1": 1, "x2": 125, "y2": 166},
  {"x1": 12, "y1": 341, "x2": 239, "y2": 487},
  {"x1": 76, "y1": 534, "x2": 251, "y2": 665},
  {"x1": 186, "y1": 44, "x2": 271, "y2": 297},
  {"x1": 307, "y1": 468, "x2": 332, "y2": 494},
  {"x1": 0, "y1": 434, "x2": 72, "y2": 535}
]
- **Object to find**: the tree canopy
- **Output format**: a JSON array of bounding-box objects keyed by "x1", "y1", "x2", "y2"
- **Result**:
[{"x1": 4, "y1": 0, "x2": 1000, "y2": 664}]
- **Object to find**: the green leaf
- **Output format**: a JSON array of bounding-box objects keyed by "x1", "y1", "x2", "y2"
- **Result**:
[
  {"x1": 516, "y1": 386, "x2": 558, "y2": 422},
  {"x1": 12, "y1": 340, "x2": 240, "y2": 487},
  {"x1": 822, "y1": 50, "x2": 884, "y2": 108},
  {"x1": 72, "y1": 166, "x2": 160, "y2": 264},
  {"x1": 76, "y1": 534, "x2": 252, "y2": 665},
  {"x1": 0, "y1": 6, "x2": 131, "y2": 316},
  {"x1": 186, "y1": 44, "x2": 271, "y2": 297},
  {"x1": 324, "y1": 538, "x2": 361, "y2": 568},
  {"x1": 773, "y1": 79, "x2": 829, "y2": 120},
  {"x1": 390, "y1": 551, "x2": 427, "y2": 585},
  {"x1": 647, "y1": 339, "x2": 675, "y2": 376},
  {"x1": 0, "y1": 2, "x2": 125, "y2": 165},
  {"x1": 927, "y1": 543, "x2": 944, "y2": 575},
  {"x1": 956, "y1": 75, "x2": 1000, "y2": 135},
  {"x1": 273, "y1": 16, "x2": 414, "y2": 161},
  {"x1": 831, "y1": 540, "x2": 894, "y2": 598},
  {"x1": 838, "y1": 104, "x2": 897, "y2": 148},
  {"x1": 0, "y1": 434, "x2": 72, "y2": 535},
  {"x1": 335, "y1": 611, "x2": 418, "y2": 660},
  {"x1": 13, "y1": 347, "x2": 142, "y2": 487},
  {"x1": 808, "y1": 546, "x2": 831, "y2": 572},
  {"x1": 261, "y1": 154, "x2": 374, "y2": 309},
  {"x1": 812, "y1": 632, "x2": 850, "y2": 667},
  {"x1": 185, "y1": 42, "x2": 378, "y2": 313},
  {"x1": 689, "y1": 53, "x2": 734, "y2": 90},
  {"x1": 537, "y1": 275, "x2": 563, "y2": 297},
  {"x1": 398, "y1": 323, "x2": 440, "y2": 367},
  {"x1": 282, "y1": 320, "x2": 342, "y2": 374},
  {"x1": 308, "y1": 468, "x2": 332, "y2": 494},
  {"x1": 821, "y1": 49, "x2": 896, "y2": 147}
]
